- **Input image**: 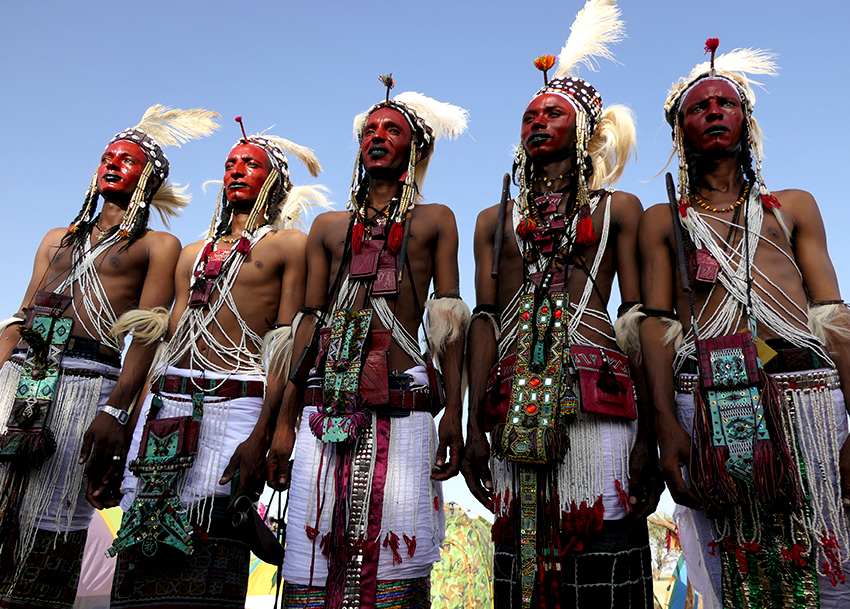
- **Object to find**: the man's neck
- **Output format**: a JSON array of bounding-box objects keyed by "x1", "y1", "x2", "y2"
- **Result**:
[
  {"x1": 530, "y1": 156, "x2": 574, "y2": 196},
  {"x1": 229, "y1": 206, "x2": 256, "y2": 238},
  {"x1": 693, "y1": 155, "x2": 744, "y2": 195},
  {"x1": 365, "y1": 178, "x2": 403, "y2": 216},
  {"x1": 98, "y1": 200, "x2": 129, "y2": 229}
]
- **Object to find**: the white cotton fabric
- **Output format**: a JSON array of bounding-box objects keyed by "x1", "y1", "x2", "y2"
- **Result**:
[
  {"x1": 675, "y1": 372, "x2": 850, "y2": 608},
  {"x1": 120, "y1": 365, "x2": 263, "y2": 511},
  {"x1": 0, "y1": 356, "x2": 119, "y2": 534},
  {"x1": 283, "y1": 367, "x2": 444, "y2": 585}
]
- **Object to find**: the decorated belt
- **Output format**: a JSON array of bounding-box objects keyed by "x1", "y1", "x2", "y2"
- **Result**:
[
  {"x1": 13, "y1": 335, "x2": 121, "y2": 368},
  {"x1": 676, "y1": 369, "x2": 840, "y2": 393},
  {"x1": 304, "y1": 386, "x2": 432, "y2": 412},
  {"x1": 155, "y1": 374, "x2": 265, "y2": 398},
  {"x1": 9, "y1": 353, "x2": 120, "y2": 382}
]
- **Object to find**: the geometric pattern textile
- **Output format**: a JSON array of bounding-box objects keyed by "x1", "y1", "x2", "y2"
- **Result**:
[{"x1": 0, "y1": 528, "x2": 87, "y2": 609}]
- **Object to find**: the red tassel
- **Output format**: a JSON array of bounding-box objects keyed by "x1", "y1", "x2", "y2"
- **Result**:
[
  {"x1": 678, "y1": 201, "x2": 690, "y2": 217},
  {"x1": 383, "y1": 532, "x2": 403, "y2": 565},
  {"x1": 403, "y1": 534, "x2": 417, "y2": 557},
  {"x1": 576, "y1": 206, "x2": 596, "y2": 246},
  {"x1": 388, "y1": 221, "x2": 403, "y2": 254},
  {"x1": 516, "y1": 217, "x2": 537, "y2": 239},
  {"x1": 704, "y1": 38, "x2": 720, "y2": 53},
  {"x1": 201, "y1": 241, "x2": 213, "y2": 260},
  {"x1": 305, "y1": 525, "x2": 319, "y2": 540},
  {"x1": 352, "y1": 222, "x2": 364, "y2": 253},
  {"x1": 433, "y1": 496, "x2": 440, "y2": 511},
  {"x1": 614, "y1": 479, "x2": 631, "y2": 513},
  {"x1": 761, "y1": 194, "x2": 781, "y2": 209},
  {"x1": 235, "y1": 236, "x2": 251, "y2": 255}
]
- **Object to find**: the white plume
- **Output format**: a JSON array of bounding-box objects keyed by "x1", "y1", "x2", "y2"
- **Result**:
[
  {"x1": 150, "y1": 180, "x2": 190, "y2": 228},
  {"x1": 275, "y1": 185, "x2": 333, "y2": 230},
  {"x1": 132, "y1": 105, "x2": 221, "y2": 147},
  {"x1": 393, "y1": 91, "x2": 469, "y2": 141},
  {"x1": 552, "y1": 0, "x2": 625, "y2": 80},
  {"x1": 250, "y1": 135, "x2": 323, "y2": 177}
]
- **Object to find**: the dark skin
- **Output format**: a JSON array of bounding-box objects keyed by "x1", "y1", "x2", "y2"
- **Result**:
[
  {"x1": 266, "y1": 107, "x2": 465, "y2": 490},
  {"x1": 462, "y1": 94, "x2": 662, "y2": 521},
  {"x1": 0, "y1": 140, "x2": 182, "y2": 509},
  {"x1": 146, "y1": 144, "x2": 308, "y2": 507},
  {"x1": 639, "y1": 79, "x2": 850, "y2": 509}
]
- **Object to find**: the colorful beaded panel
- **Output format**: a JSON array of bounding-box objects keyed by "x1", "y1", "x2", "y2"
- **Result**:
[
  {"x1": 319, "y1": 308, "x2": 373, "y2": 443},
  {"x1": 499, "y1": 292, "x2": 573, "y2": 464}
]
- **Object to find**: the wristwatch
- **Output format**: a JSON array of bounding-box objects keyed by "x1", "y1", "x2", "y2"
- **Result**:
[{"x1": 102, "y1": 405, "x2": 129, "y2": 426}]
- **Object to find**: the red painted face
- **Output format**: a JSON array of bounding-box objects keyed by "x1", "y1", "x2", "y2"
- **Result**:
[
  {"x1": 680, "y1": 79, "x2": 745, "y2": 154},
  {"x1": 521, "y1": 93, "x2": 577, "y2": 161},
  {"x1": 360, "y1": 107, "x2": 413, "y2": 178},
  {"x1": 224, "y1": 143, "x2": 272, "y2": 205},
  {"x1": 97, "y1": 140, "x2": 147, "y2": 201}
]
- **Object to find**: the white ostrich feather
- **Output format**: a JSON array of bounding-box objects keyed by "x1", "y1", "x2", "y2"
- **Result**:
[
  {"x1": 249, "y1": 135, "x2": 323, "y2": 177},
  {"x1": 275, "y1": 185, "x2": 332, "y2": 230},
  {"x1": 392, "y1": 92, "x2": 469, "y2": 141},
  {"x1": 352, "y1": 92, "x2": 469, "y2": 142},
  {"x1": 132, "y1": 104, "x2": 220, "y2": 147},
  {"x1": 150, "y1": 180, "x2": 190, "y2": 228},
  {"x1": 552, "y1": 0, "x2": 625, "y2": 80}
]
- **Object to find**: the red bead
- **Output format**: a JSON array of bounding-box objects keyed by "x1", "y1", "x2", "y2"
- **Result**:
[
  {"x1": 554, "y1": 310, "x2": 562, "y2": 318},
  {"x1": 529, "y1": 377, "x2": 540, "y2": 387},
  {"x1": 526, "y1": 404, "x2": 537, "y2": 414}
]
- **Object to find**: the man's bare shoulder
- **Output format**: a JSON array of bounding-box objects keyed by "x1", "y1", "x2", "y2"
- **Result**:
[
  {"x1": 180, "y1": 238, "x2": 207, "y2": 260},
  {"x1": 42, "y1": 227, "x2": 71, "y2": 247},
  {"x1": 773, "y1": 188, "x2": 818, "y2": 211},
  {"x1": 608, "y1": 189, "x2": 642, "y2": 211},
  {"x1": 266, "y1": 227, "x2": 308, "y2": 254},
  {"x1": 416, "y1": 201, "x2": 456, "y2": 224},
  {"x1": 312, "y1": 209, "x2": 350, "y2": 231},
  {"x1": 137, "y1": 229, "x2": 181, "y2": 252},
  {"x1": 639, "y1": 203, "x2": 674, "y2": 240}
]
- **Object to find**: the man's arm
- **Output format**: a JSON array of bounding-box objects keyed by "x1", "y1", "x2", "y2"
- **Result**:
[
  {"x1": 611, "y1": 192, "x2": 663, "y2": 519},
  {"x1": 782, "y1": 190, "x2": 850, "y2": 507},
  {"x1": 81, "y1": 231, "x2": 182, "y2": 508},
  {"x1": 429, "y1": 204, "x2": 465, "y2": 482},
  {"x1": 637, "y1": 205, "x2": 700, "y2": 508},
  {"x1": 221, "y1": 230, "x2": 308, "y2": 504},
  {"x1": 0, "y1": 228, "x2": 67, "y2": 363},
  {"x1": 461, "y1": 207, "x2": 500, "y2": 508},
  {"x1": 267, "y1": 214, "x2": 333, "y2": 490}
]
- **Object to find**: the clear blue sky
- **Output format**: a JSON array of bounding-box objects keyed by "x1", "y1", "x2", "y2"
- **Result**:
[{"x1": 2, "y1": 0, "x2": 848, "y2": 518}]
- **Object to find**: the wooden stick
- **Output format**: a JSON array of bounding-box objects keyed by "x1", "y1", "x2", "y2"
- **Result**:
[
  {"x1": 491, "y1": 173, "x2": 511, "y2": 279},
  {"x1": 666, "y1": 172, "x2": 691, "y2": 293}
]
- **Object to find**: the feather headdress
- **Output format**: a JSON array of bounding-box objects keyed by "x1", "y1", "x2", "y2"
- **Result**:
[
  {"x1": 69, "y1": 105, "x2": 220, "y2": 240},
  {"x1": 206, "y1": 122, "x2": 330, "y2": 240},
  {"x1": 515, "y1": 0, "x2": 633, "y2": 246},
  {"x1": 664, "y1": 47, "x2": 779, "y2": 123},
  {"x1": 666, "y1": 40, "x2": 785, "y2": 234}
]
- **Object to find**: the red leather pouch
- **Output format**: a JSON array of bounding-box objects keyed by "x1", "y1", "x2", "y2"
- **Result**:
[
  {"x1": 359, "y1": 329, "x2": 391, "y2": 406},
  {"x1": 350, "y1": 240, "x2": 382, "y2": 279},
  {"x1": 571, "y1": 345, "x2": 637, "y2": 420}
]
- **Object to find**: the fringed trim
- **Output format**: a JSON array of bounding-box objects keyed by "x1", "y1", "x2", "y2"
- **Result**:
[
  {"x1": 0, "y1": 317, "x2": 24, "y2": 336},
  {"x1": 110, "y1": 307, "x2": 170, "y2": 346},
  {"x1": 424, "y1": 297, "x2": 471, "y2": 372},
  {"x1": 808, "y1": 302, "x2": 850, "y2": 347},
  {"x1": 661, "y1": 317, "x2": 685, "y2": 351},
  {"x1": 261, "y1": 312, "x2": 303, "y2": 381},
  {"x1": 614, "y1": 303, "x2": 644, "y2": 358}
]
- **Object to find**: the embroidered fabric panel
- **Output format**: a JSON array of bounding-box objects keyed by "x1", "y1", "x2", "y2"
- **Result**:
[
  {"x1": 706, "y1": 385, "x2": 767, "y2": 481},
  {"x1": 317, "y1": 309, "x2": 373, "y2": 443}
]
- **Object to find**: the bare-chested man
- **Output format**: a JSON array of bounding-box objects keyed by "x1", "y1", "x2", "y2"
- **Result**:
[
  {"x1": 463, "y1": 4, "x2": 659, "y2": 607},
  {"x1": 639, "y1": 40, "x2": 850, "y2": 608},
  {"x1": 0, "y1": 105, "x2": 218, "y2": 608},
  {"x1": 111, "y1": 124, "x2": 327, "y2": 609},
  {"x1": 267, "y1": 81, "x2": 469, "y2": 608}
]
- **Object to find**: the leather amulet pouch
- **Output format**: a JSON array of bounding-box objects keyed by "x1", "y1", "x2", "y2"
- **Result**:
[
  {"x1": 570, "y1": 346, "x2": 637, "y2": 420},
  {"x1": 696, "y1": 331, "x2": 759, "y2": 391},
  {"x1": 350, "y1": 240, "x2": 382, "y2": 279},
  {"x1": 359, "y1": 329, "x2": 391, "y2": 406},
  {"x1": 689, "y1": 249, "x2": 720, "y2": 285}
]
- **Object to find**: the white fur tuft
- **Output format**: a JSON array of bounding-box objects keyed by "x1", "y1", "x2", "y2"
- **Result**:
[
  {"x1": 808, "y1": 303, "x2": 850, "y2": 347},
  {"x1": 110, "y1": 307, "x2": 170, "y2": 346},
  {"x1": 614, "y1": 304, "x2": 645, "y2": 358}
]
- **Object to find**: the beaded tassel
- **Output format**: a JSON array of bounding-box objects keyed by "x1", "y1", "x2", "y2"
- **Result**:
[
  {"x1": 118, "y1": 162, "x2": 154, "y2": 238},
  {"x1": 69, "y1": 172, "x2": 100, "y2": 233}
]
